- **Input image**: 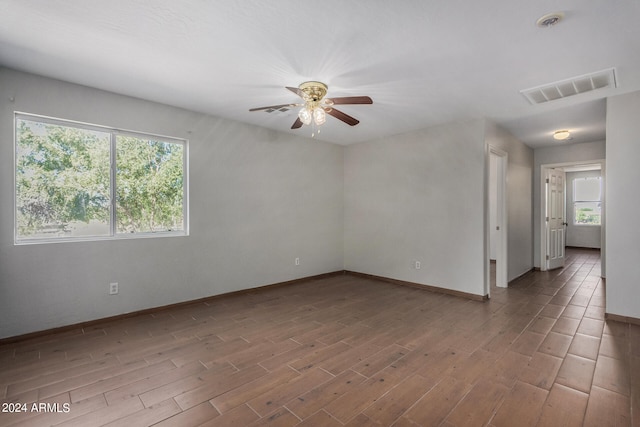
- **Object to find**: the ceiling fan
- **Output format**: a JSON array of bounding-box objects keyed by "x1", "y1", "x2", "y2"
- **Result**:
[{"x1": 249, "y1": 81, "x2": 373, "y2": 134}]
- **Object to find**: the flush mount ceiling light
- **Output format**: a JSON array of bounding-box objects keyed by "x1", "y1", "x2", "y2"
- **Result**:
[
  {"x1": 553, "y1": 130, "x2": 571, "y2": 140},
  {"x1": 536, "y1": 12, "x2": 564, "y2": 28},
  {"x1": 250, "y1": 81, "x2": 373, "y2": 137}
]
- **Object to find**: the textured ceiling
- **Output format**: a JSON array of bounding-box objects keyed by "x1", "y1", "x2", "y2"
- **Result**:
[{"x1": 1, "y1": 1, "x2": 639, "y2": 147}]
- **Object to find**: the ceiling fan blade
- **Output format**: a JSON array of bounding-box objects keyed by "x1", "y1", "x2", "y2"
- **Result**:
[
  {"x1": 249, "y1": 103, "x2": 297, "y2": 112},
  {"x1": 326, "y1": 107, "x2": 360, "y2": 126},
  {"x1": 291, "y1": 117, "x2": 303, "y2": 129},
  {"x1": 327, "y1": 96, "x2": 373, "y2": 105},
  {"x1": 286, "y1": 86, "x2": 305, "y2": 98}
]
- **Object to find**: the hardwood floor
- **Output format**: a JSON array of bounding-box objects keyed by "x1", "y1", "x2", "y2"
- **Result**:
[{"x1": 1, "y1": 248, "x2": 637, "y2": 426}]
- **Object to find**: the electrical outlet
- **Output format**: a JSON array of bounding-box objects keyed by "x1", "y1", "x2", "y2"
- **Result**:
[
  {"x1": 295, "y1": 257, "x2": 300, "y2": 266},
  {"x1": 109, "y1": 282, "x2": 119, "y2": 295},
  {"x1": 415, "y1": 261, "x2": 421, "y2": 270}
]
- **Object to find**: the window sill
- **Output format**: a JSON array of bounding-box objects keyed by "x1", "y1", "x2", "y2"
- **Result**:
[{"x1": 14, "y1": 231, "x2": 188, "y2": 246}]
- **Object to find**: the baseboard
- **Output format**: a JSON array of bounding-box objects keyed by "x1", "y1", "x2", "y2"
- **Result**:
[
  {"x1": 0, "y1": 271, "x2": 345, "y2": 345},
  {"x1": 605, "y1": 312, "x2": 640, "y2": 326},
  {"x1": 345, "y1": 270, "x2": 488, "y2": 302},
  {"x1": 565, "y1": 246, "x2": 601, "y2": 251}
]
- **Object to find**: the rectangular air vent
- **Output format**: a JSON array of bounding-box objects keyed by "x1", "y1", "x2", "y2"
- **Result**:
[{"x1": 520, "y1": 68, "x2": 617, "y2": 105}]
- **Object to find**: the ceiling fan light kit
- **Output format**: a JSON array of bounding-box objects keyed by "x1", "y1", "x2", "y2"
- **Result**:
[{"x1": 250, "y1": 81, "x2": 372, "y2": 137}]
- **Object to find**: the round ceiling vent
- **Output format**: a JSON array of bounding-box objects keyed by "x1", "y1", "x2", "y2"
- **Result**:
[{"x1": 536, "y1": 12, "x2": 564, "y2": 28}]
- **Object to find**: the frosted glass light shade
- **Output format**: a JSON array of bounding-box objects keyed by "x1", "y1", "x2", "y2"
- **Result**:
[
  {"x1": 298, "y1": 108, "x2": 312, "y2": 125},
  {"x1": 313, "y1": 107, "x2": 326, "y2": 125}
]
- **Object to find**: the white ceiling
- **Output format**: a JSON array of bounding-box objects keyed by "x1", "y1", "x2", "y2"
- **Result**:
[{"x1": 1, "y1": 1, "x2": 639, "y2": 148}]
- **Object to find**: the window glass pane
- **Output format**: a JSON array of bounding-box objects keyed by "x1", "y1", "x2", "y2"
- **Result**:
[
  {"x1": 116, "y1": 135, "x2": 184, "y2": 234},
  {"x1": 574, "y1": 177, "x2": 601, "y2": 202},
  {"x1": 15, "y1": 114, "x2": 187, "y2": 243},
  {"x1": 15, "y1": 119, "x2": 111, "y2": 240},
  {"x1": 574, "y1": 201, "x2": 601, "y2": 225}
]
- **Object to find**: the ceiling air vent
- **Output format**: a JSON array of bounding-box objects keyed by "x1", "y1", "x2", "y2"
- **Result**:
[{"x1": 520, "y1": 68, "x2": 617, "y2": 105}]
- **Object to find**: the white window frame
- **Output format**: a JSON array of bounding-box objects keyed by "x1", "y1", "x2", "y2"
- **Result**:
[
  {"x1": 14, "y1": 112, "x2": 189, "y2": 245},
  {"x1": 572, "y1": 176, "x2": 601, "y2": 227}
]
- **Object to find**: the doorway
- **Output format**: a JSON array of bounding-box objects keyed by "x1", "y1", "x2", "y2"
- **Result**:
[
  {"x1": 539, "y1": 160, "x2": 605, "y2": 275},
  {"x1": 487, "y1": 147, "x2": 508, "y2": 295}
]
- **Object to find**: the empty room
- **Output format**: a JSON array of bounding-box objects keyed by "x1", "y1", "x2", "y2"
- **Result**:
[{"x1": 1, "y1": 1, "x2": 639, "y2": 426}]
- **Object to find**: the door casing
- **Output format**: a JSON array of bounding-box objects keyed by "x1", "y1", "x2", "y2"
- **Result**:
[
  {"x1": 539, "y1": 160, "x2": 606, "y2": 274},
  {"x1": 486, "y1": 146, "x2": 508, "y2": 295}
]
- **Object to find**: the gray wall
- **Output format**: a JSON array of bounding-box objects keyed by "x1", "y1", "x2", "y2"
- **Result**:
[
  {"x1": 606, "y1": 90, "x2": 640, "y2": 319},
  {"x1": 0, "y1": 69, "x2": 345, "y2": 339},
  {"x1": 484, "y1": 122, "x2": 534, "y2": 282},
  {"x1": 565, "y1": 170, "x2": 602, "y2": 249},
  {"x1": 343, "y1": 120, "x2": 488, "y2": 296},
  {"x1": 533, "y1": 141, "x2": 606, "y2": 268}
]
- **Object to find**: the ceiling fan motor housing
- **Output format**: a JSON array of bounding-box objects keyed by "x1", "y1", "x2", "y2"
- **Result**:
[{"x1": 299, "y1": 81, "x2": 328, "y2": 102}]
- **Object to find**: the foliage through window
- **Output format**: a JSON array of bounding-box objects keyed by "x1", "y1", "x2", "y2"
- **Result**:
[
  {"x1": 15, "y1": 114, "x2": 187, "y2": 242},
  {"x1": 573, "y1": 176, "x2": 601, "y2": 226}
]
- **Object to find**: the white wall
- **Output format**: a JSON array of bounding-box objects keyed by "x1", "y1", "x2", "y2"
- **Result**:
[
  {"x1": 344, "y1": 120, "x2": 487, "y2": 296},
  {"x1": 0, "y1": 68, "x2": 345, "y2": 339},
  {"x1": 484, "y1": 123, "x2": 534, "y2": 282},
  {"x1": 0, "y1": 68, "x2": 545, "y2": 338},
  {"x1": 533, "y1": 141, "x2": 606, "y2": 268},
  {"x1": 565, "y1": 170, "x2": 602, "y2": 249},
  {"x1": 606, "y1": 90, "x2": 640, "y2": 319}
]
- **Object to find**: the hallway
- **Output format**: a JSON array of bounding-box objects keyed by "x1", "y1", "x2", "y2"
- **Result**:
[{"x1": 490, "y1": 247, "x2": 636, "y2": 425}]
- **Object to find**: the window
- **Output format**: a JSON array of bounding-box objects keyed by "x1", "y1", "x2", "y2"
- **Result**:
[
  {"x1": 15, "y1": 113, "x2": 187, "y2": 243},
  {"x1": 573, "y1": 176, "x2": 601, "y2": 225}
]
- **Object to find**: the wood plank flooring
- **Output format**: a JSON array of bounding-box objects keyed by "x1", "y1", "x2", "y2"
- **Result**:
[{"x1": 1, "y1": 249, "x2": 637, "y2": 426}]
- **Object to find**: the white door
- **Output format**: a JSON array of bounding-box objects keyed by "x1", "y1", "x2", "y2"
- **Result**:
[{"x1": 546, "y1": 168, "x2": 566, "y2": 270}]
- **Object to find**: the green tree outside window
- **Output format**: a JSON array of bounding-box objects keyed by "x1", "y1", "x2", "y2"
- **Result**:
[{"x1": 15, "y1": 116, "x2": 186, "y2": 242}]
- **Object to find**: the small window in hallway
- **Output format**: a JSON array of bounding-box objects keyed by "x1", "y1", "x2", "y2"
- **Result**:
[{"x1": 573, "y1": 177, "x2": 601, "y2": 225}]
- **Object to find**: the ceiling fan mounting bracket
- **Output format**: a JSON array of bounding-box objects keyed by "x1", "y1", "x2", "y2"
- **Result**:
[{"x1": 299, "y1": 81, "x2": 328, "y2": 102}]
